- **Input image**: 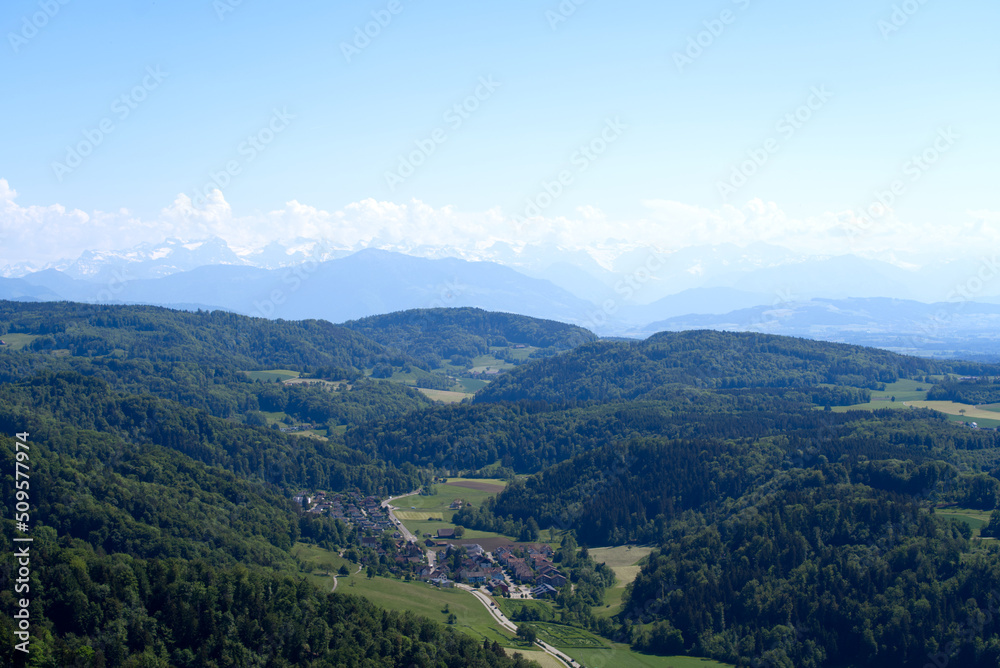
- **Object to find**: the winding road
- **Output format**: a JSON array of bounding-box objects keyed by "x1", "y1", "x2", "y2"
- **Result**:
[{"x1": 457, "y1": 584, "x2": 577, "y2": 667}]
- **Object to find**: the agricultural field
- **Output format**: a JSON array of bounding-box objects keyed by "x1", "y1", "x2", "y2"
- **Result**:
[
  {"x1": 979, "y1": 403, "x2": 1000, "y2": 413},
  {"x1": 531, "y1": 622, "x2": 610, "y2": 649},
  {"x1": 245, "y1": 369, "x2": 300, "y2": 382},
  {"x1": 904, "y1": 401, "x2": 1000, "y2": 427},
  {"x1": 393, "y1": 479, "x2": 514, "y2": 541},
  {"x1": 905, "y1": 401, "x2": 1000, "y2": 421}
]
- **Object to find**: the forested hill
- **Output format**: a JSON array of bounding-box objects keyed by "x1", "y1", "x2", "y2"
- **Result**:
[
  {"x1": 0, "y1": 301, "x2": 396, "y2": 373},
  {"x1": 342, "y1": 307, "x2": 597, "y2": 367},
  {"x1": 475, "y1": 329, "x2": 999, "y2": 403}
]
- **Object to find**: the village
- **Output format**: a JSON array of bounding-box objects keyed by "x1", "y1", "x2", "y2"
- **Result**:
[{"x1": 293, "y1": 489, "x2": 571, "y2": 599}]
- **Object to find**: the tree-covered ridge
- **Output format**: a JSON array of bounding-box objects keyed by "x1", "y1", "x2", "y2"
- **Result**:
[
  {"x1": 929, "y1": 377, "x2": 1000, "y2": 405},
  {"x1": 622, "y1": 478, "x2": 1000, "y2": 668},
  {"x1": 0, "y1": 301, "x2": 396, "y2": 372},
  {"x1": 342, "y1": 307, "x2": 597, "y2": 368},
  {"x1": 0, "y1": 371, "x2": 427, "y2": 495},
  {"x1": 475, "y1": 330, "x2": 1000, "y2": 404},
  {"x1": 0, "y1": 531, "x2": 537, "y2": 667},
  {"x1": 453, "y1": 407, "x2": 1000, "y2": 545},
  {"x1": 0, "y1": 403, "x2": 530, "y2": 665}
]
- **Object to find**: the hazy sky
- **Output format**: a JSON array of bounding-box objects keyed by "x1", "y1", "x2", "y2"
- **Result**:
[{"x1": 2, "y1": 0, "x2": 997, "y2": 266}]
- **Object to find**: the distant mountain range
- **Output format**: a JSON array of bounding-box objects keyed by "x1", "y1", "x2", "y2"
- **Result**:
[{"x1": 3, "y1": 239, "x2": 1000, "y2": 360}]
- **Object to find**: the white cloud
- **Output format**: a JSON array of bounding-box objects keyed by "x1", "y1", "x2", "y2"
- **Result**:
[{"x1": 1, "y1": 179, "x2": 996, "y2": 272}]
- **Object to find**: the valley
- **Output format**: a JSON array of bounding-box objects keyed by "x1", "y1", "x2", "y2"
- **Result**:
[{"x1": 4, "y1": 301, "x2": 1000, "y2": 666}]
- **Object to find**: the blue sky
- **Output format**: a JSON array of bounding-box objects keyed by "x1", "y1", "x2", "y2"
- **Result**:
[{"x1": 1, "y1": 0, "x2": 998, "y2": 266}]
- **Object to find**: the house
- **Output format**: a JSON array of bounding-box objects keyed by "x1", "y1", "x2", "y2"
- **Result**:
[
  {"x1": 458, "y1": 569, "x2": 489, "y2": 585},
  {"x1": 0, "y1": 340, "x2": 7, "y2": 346},
  {"x1": 525, "y1": 544, "x2": 554, "y2": 558},
  {"x1": 430, "y1": 577, "x2": 454, "y2": 588},
  {"x1": 449, "y1": 499, "x2": 464, "y2": 509},
  {"x1": 531, "y1": 583, "x2": 558, "y2": 599},
  {"x1": 488, "y1": 579, "x2": 510, "y2": 595},
  {"x1": 539, "y1": 572, "x2": 567, "y2": 587},
  {"x1": 361, "y1": 536, "x2": 379, "y2": 549},
  {"x1": 436, "y1": 528, "x2": 455, "y2": 539}
]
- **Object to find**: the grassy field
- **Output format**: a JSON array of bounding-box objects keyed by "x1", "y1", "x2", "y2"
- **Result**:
[
  {"x1": 497, "y1": 598, "x2": 556, "y2": 623},
  {"x1": 290, "y1": 542, "x2": 355, "y2": 589},
  {"x1": 456, "y1": 377, "x2": 489, "y2": 393},
  {"x1": 417, "y1": 388, "x2": 475, "y2": 403},
  {"x1": 936, "y1": 506, "x2": 993, "y2": 536},
  {"x1": 980, "y1": 403, "x2": 1000, "y2": 413},
  {"x1": 245, "y1": 369, "x2": 300, "y2": 382},
  {"x1": 343, "y1": 575, "x2": 519, "y2": 648},
  {"x1": 394, "y1": 479, "x2": 514, "y2": 541},
  {"x1": 565, "y1": 645, "x2": 734, "y2": 668},
  {"x1": 0, "y1": 333, "x2": 39, "y2": 350},
  {"x1": 515, "y1": 651, "x2": 564, "y2": 668},
  {"x1": 590, "y1": 546, "x2": 653, "y2": 618},
  {"x1": 515, "y1": 620, "x2": 734, "y2": 668},
  {"x1": 260, "y1": 410, "x2": 290, "y2": 425},
  {"x1": 830, "y1": 379, "x2": 932, "y2": 413},
  {"x1": 590, "y1": 546, "x2": 654, "y2": 570}
]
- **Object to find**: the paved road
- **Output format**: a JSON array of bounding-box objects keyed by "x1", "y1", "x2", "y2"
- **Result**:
[
  {"x1": 381, "y1": 490, "x2": 421, "y2": 543},
  {"x1": 458, "y1": 584, "x2": 577, "y2": 667}
]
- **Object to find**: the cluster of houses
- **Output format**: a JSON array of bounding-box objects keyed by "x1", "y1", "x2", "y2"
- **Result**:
[
  {"x1": 420, "y1": 543, "x2": 506, "y2": 590},
  {"x1": 293, "y1": 491, "x2": 397, "y2": 535},
  {"x1": 420, "y1": 542, "x2": 569, "y2": 600},
  {"x1": 495, "y1": 544, "x2": 567, "y2": 597}
]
